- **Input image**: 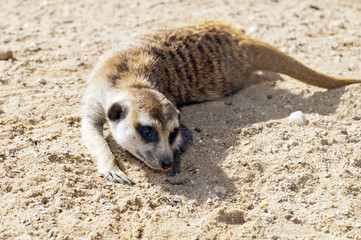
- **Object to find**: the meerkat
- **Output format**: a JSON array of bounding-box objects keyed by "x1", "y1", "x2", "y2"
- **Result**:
[{"x1": 81, "y1": 20, "x2": 361, "y2": 184}]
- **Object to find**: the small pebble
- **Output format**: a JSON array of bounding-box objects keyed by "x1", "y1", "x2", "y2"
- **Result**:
[
  {"x1": 341, "y1": 209, "x2": 350, "y2": 216},
  {"x1": 284, "y1": 104, "x2": 293, "y2": 111},
  {"x1": 164, "y1": 179, "x2": 187, "y2": 185},
  {"x1": 47, "y1": 154, "x2": 58, "y2": 161},
  {"x1": 289, "y1": 140, "x2": 299, "y2": 146},
  {"x1": 320, "y1": 130, "x2": 328, "y2": 136},
  {"x1": 330, "y1": 20, "x2": 346, "y2": 29},
  {"x1": 248, "y1": 26, "x2": 258, "y2": 34},
  {"x1": 41, "y1": 197, "x2": 49, "y2": 204},
  {"x1": 62, "y1": 165, "x2": 71, "y2": 172},
  {"x1": 214, "y1": 186, "x2": 227, "y2": 196},
  {"x1": 0, "y1": 109, "x2": 4, "y2": 114},
  {"x1": 271, "y1": 235, "x2": 281, "y2": 240},
  {"x1": 38, "y1": 78, "x2": 47, "y2": 85},
  {"x1": 48, "y1": 230, "x2": 54, "y2": 238},
  {"x1": 25, "y1": 44, "x2": 41, "y2": 53},
  {"x1": 0, "y1": 50, "x2": 13, "y2": 60},
  {"x1": 320, "y1": 139, "x2": 328, "y2": 145},
  {"x1": 271, "y1": 147, "x2": 279, "y2": 154},
  {"x1": 309, "y1": 4, "x2": 320, "y2": 10},
  {"x1": 288, "y1": 181, "x2": 297, "y2": 191},
  {"x1": 174, "y1": 197, "x2": 182, "y2": 203},
  {"x1": 88, "y1": 232, "x2": 102, "y2": 240},
  {"x1": 341, "y1": 130, "x2": 348, "y2": 135},
  {"x1": 345, "y1": 222, "x2": 353, "y2": 228},
  {"x1": 288, "y1": 111, "x2": 308, "y2": 126},
  {"x1": 193, "y1": 127, "x2": 201, "y2": 133},
  {"x1": 351, "y1": 159, "x2": 361, "y2": 167},
  {"x1": 265, "y1": 217, "x2": 276, "y2": 224},
  {"x1": 322, "y1": 226, "x2": 330, "y2": 233},
  {"x1": 33, "y1": 223, "x2": 39, "y2": 230},
  {"x1": 233, "y1": 128, "x2": 242, "y2": 134}
]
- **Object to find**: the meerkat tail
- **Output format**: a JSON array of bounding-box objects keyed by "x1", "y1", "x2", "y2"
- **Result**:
[{"x1": 243, "y1": 38, "x2": 361, "y2": 89}]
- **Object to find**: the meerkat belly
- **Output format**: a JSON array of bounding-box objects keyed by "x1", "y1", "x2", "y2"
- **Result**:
[{"x1": 145, "y1": 30, "x2": 251, "y2": 105}]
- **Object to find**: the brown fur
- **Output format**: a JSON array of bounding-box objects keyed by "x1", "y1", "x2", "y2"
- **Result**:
[
  {"x1": 130, "y1": 88, "x2": 179, "y2": 131},
  {"x1": 102, "y1": 20, "x2": 361, "y2": 106}
]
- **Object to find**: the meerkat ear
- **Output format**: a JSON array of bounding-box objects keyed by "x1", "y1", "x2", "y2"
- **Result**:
[{"x1": 107, "y1": 102, "x2": 128, "y2": 122}]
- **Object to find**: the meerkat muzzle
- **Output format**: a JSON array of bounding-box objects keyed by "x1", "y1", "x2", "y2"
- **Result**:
[{"x1": 161, "y1": 157, "x2": 173, "y2": 170}]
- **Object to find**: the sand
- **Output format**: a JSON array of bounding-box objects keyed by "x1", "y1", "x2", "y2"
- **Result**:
[{"x1": 1, "y1": 0, "x2": 361, "y2": 239}]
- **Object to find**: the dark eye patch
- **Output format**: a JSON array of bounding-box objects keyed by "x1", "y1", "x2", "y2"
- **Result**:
[
  {"x1": 107, "y1": 103, "x2": 127, "y2": 122},
  {"x1": 137, "y1": 125, "x2": 158, "y2": 142},
  {"x1": 169, "y1": 127, "x2": 179, "y2": 144}
]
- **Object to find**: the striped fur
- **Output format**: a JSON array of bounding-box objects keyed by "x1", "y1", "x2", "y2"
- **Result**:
[{"x1": 104, "y1": 20, "x2": 361, "y2": 105}]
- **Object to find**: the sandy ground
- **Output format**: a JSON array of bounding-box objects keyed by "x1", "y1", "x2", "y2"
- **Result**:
[{"x1": 1, "y1": 0, "x2": 361, "y2": 239}]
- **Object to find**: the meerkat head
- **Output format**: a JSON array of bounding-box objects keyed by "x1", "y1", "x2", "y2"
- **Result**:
[{"x1": 106, "y1": 88, "x2": 181, "y2": 171}]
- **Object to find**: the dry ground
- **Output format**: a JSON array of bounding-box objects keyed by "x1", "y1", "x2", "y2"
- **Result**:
[{"x1": 1, "y1": 0, "x2": 361, "y2": 239}]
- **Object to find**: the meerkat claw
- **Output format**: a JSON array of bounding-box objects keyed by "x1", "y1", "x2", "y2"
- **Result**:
[{"x1": 107, "y1": 169, "x2": 135, "y2": 185}]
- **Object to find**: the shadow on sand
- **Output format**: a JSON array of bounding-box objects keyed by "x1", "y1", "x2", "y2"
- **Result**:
[{"x1": 109, "y1": 72, "x2": 347, "y2": 202}]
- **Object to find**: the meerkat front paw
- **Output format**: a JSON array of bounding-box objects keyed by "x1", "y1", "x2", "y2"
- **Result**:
[{"x1": 102, "y1": 166, "x2": 135, "y2": 185}]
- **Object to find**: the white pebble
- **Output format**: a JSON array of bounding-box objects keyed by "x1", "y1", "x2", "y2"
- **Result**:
[
  {"x1": 248, "y1": 26, "x2": 258, "y2": 34},
  {"x1": 174, "y1": 196, "x2": 182, "y2": 203},
  {"x1": 29, "y1": 42, "x2": 37, "y2": 48},
  {"x1": 288, "y1": 111, "x2": 308, "y2": 126},
  {"x1": 289, "y1": 140, "x2": 299, "y2": 146}
]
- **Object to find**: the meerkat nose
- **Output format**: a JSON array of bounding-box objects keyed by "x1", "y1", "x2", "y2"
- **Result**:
[{"x1": 161, "y1": 157, "x2": 173, "y2": 170}]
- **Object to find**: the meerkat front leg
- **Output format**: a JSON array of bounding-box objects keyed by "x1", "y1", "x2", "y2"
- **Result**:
[{"x1": 81, "y1": 112, "x2": 135, "y2": 185}]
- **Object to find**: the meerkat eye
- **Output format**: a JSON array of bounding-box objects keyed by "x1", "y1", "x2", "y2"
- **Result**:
[
  {"x1": 107, "y1": 103, "x2": 127, "y2": 122},
  {"x1": 169, "y1": 127, "x2": 179, "y2": 144},
  {"x1": 137, "y1": 125, "x2": 158, "y2": 142}
]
